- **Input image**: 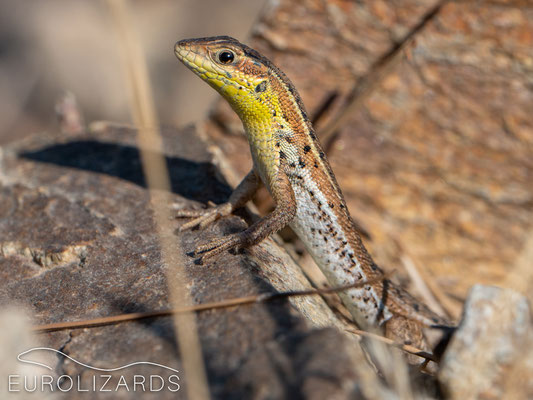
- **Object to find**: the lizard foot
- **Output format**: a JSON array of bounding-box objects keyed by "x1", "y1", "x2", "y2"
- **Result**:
[
  {"x1": 190, "y1": 231, "x2": 250, "y2": 264},
  {"x1": 174, "y1": 201, "x2": 233, "y2": 232}
]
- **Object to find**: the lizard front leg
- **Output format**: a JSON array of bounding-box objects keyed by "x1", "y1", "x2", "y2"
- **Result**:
[
  {"x1": 175, "y1": 169, "x2": 261, "y2": 231},
  {"x1": 190, "y1": 172, "x2": 297, "y2": 264}
]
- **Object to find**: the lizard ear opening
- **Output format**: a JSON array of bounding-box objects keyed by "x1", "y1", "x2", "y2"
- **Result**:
[{"x1": 255, "y1": 81, "x2": 267, "y2": 93}]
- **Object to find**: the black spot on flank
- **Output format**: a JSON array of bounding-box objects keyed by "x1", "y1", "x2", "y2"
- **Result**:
[
  {"x1": 370, "y1": 264, "x2": 378, "y2": 271},
  {"x1": 310, "y1": 227, "x2": 315, "y2": 233},
  {"x1": 318, "y1": 229, "x2": 322, "y2": 235},
  {"x1": 309, "y1": 190, "x2": 314, "y2": 197},
  {"x1": 285, "y1": 136, "x2": 293, "y2": 144},
  {"x1": 363, "y1": 297, "x2": 370, "y2": 303},
  {"x1": 342, "y1": 241, "x2": 347, "y2": 246},
  {"x1": 348, "y1": 253, "x2": 354, "y2": 259},
  {"x1": 310, "y1": 132, "x2": 317, "y2": 140},
  {"x1": 341, "y1": 250, "x2": 347, "y2": 257},
  {"x1": 323, "y1": 237, "x2": 328, "y2": 243},
  {"x1": 318, "y1": 201, "x2": 322, "y2": 206},
  {"x1": 289, "y1": 162, "x2": 296, "y2": 168},
  {"x1": 280, "y1": 124, "x2": 284, "y2": 129},
  {"x1": 328, "y1": 202, "x2": 334, "y2": 208},
  {"x1": 319, "y1": 152, "x2": 325, "y2": 159},
  {"x1": 314, "y1": 162, "x2": 318, "y2": 168},
  {"x1": 275, "y1": 142, "x2": 280, "y2": 148},
  {"x1": 340, "y1": 204, "x2": 345, "y2": 209},
  {"x1": 239, "y1": 86, "x2": 243, "y2": 90},
  {"x1": 255, "y1": 81, "x2": 267, "y2": 93},
  {"x1": 298, "y1": 157, "x2": 305, "y2": 168},
  {"x1": 413, "y1": 303, "x2": 420, "y2": 312},
  {"x1": 272, "y1": 110, "x2": 277, "y2": 116},
  {"x1": 279, "y1": 151, "x2": 286, "y2": 159},
  {"x1": 283, "y1": 113, "x2": 288, "y2": 121},
  {"x1": 303, "y1": 145, "x2": 311, "y2": 153},
  {"x1": 296, "y1": 175, "x2": 303, "y2": 179}
]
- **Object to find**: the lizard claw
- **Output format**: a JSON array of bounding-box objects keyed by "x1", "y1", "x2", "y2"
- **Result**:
[
  {"x1": 189, "y1": 231, "x2": 249, "y2": 263},
  {"x1": 175, "y1": 202, "x2": 233, "y2": 232}
]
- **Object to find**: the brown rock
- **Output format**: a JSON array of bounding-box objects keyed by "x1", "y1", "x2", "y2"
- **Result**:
[{"x1": 0, "y1": 123, "x2": 388, "y2": 399}]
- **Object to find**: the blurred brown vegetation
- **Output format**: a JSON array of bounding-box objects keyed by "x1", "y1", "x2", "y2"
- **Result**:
[{"x1": 0, "y1": 0, "x2": 265, "y2": 144}]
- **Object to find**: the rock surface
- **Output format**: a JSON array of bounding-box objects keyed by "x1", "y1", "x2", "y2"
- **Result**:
[
  {"x1": 439, "y1": 285, "x2": 533, "y2": 399},
  {"x1": 0, "y1": 124, "x2": 390, "y2": 399}
]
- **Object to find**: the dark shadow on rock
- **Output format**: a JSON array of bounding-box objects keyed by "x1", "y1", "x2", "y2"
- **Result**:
[
  {"x1": 20, "y1": 140, "x2": 232, "y2": 204},
  {"x1": 106, "y1": 294, "x2": 178, "y2": 354}
]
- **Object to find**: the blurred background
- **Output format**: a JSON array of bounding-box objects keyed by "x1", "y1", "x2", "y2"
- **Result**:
[{"x1": 0, "y1": 0, "x2": 265, "y2": 144}]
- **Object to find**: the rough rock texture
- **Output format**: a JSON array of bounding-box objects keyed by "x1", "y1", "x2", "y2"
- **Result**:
[
  {"x1": 439, "y1": 285, "x2": 533, "y2": 399},
  {"x1": 206, "y1": 0, "x2": 533, "y2": 316},
  {"x1": 0, "y1": 125, "x2": 390, "y2": 399}
]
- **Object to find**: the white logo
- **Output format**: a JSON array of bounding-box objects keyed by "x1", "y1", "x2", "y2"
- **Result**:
[{"x1": 9, "y1": 347, "x2": 181, "y2": 393}]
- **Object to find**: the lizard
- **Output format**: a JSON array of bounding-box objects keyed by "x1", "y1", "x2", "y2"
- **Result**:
[{"x1": 173, "y1": 36, "x2": 451, "y2": 348}]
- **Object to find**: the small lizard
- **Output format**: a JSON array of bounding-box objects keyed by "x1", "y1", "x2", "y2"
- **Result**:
[{"x1": 174, "y1": 36, "x2": 450, "y2": 347}]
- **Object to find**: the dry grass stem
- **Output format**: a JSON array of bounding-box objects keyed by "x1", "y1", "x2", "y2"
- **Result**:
[
  {"x1": 506, "y1": 231, "x2": 533, "y2": 302},
  {"x1": 400, "y1": 254, "x2": 453, "y2": 319},
  {"x1": 105, "y1": 1, "x2": 209, "y2": 398}
]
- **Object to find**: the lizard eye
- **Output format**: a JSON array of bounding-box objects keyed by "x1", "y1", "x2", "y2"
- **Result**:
[{"x1": 218, "y1": 51, "x2": 234, "y2": 64}]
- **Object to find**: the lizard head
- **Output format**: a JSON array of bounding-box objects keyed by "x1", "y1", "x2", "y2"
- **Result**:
[{"x1": 174, "y1": 36, "x2": 275, "y2": 119}]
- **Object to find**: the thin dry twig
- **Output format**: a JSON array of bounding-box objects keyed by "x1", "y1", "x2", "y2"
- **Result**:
[
  {"x1": 506, "y1": 230, "x2": 533, "y2": 304},
  {"x1": 345, "y1": 328, "x2": 437, "y2": 363},
  {"x1": 32, "y1": 276, "x2": 437, "y2": 362},
  {"x1": 32, "y1": 277, "x2": 384, "y2": 333},
  {"x1": 401, "y1": 254, "x2": 449, "y2": 318}
]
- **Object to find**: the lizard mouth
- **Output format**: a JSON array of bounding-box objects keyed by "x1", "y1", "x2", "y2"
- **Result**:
[
  {"x1": 174, "y1": 44, "x2": 205, "y2": 76},
  {"x1": 174, "y1": 42, "x2": 193, "y2": 64},
  {"x1": 174, "y1": 42, "x2": 232, "y2": 88}
]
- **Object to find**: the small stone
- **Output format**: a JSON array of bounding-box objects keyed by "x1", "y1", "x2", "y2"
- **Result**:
[{"x1": 439, "y1": 285, "x2": 533, "y2": 399}]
